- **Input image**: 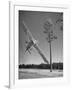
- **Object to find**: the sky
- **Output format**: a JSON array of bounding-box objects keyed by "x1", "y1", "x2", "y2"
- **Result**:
[{"x1": 19, "y1": 10, "x2": 63, "y2": 65}]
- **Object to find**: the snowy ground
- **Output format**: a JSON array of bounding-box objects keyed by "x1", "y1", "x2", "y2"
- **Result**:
[{"x1": 19, "y1": 69, "x2": 63, "y2": 79}]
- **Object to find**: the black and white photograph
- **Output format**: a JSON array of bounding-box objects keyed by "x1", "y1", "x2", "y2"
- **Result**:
[{"x1": 19, "y1": 10, "x2": 63, "y2": 79}]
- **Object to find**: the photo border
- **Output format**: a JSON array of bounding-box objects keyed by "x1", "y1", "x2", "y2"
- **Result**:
[{"x1": 9, "y1": 1, "x2": 71, "y2": 88}]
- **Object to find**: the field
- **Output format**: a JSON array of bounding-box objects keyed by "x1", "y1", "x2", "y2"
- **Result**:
[{"x1": 19, "y1": 69, "x2": 63, "y2": 79}]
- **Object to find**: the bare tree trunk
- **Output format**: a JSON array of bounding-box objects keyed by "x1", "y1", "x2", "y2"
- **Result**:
[{"x1": 49, "y1": 42, "x2": 52, "y2": 72}]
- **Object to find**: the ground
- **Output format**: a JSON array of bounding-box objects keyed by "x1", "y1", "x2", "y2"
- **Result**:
[{"x1": 19, "y1": 69, "x2": 63, "y2": 79}]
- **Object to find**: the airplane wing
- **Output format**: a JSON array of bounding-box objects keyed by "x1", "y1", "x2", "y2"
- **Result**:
[
  {"x1": 22, "y1": 21, "x2": 35, "y2": 42},
  {"x1": 34, "y1": 44, "x2": 49, "y2": 64}
]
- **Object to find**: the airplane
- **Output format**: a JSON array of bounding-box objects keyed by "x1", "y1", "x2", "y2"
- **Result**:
[
  {"x1": 22, "y1": 21, "x2": 49, "y2": 64},
  {"x1": 23, "y1": 21, "x2": 38, "y2": 54}
]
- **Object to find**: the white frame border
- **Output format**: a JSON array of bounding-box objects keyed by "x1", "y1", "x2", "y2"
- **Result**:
[{"x1": 9, "y1": 1, "x2": 71, "y2": 88}]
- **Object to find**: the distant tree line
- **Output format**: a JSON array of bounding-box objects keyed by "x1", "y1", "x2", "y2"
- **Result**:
[{"x1": 19, "y1": 62, "x2": 63, "y2": 70}]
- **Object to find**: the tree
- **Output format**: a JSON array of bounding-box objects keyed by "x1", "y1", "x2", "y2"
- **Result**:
[
  {"x1": 56, "y1": 13, "x2": 63, "y2": 31},
  {"x1": 43, "y1": 19, "x2": 57, "y2": 72}
]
